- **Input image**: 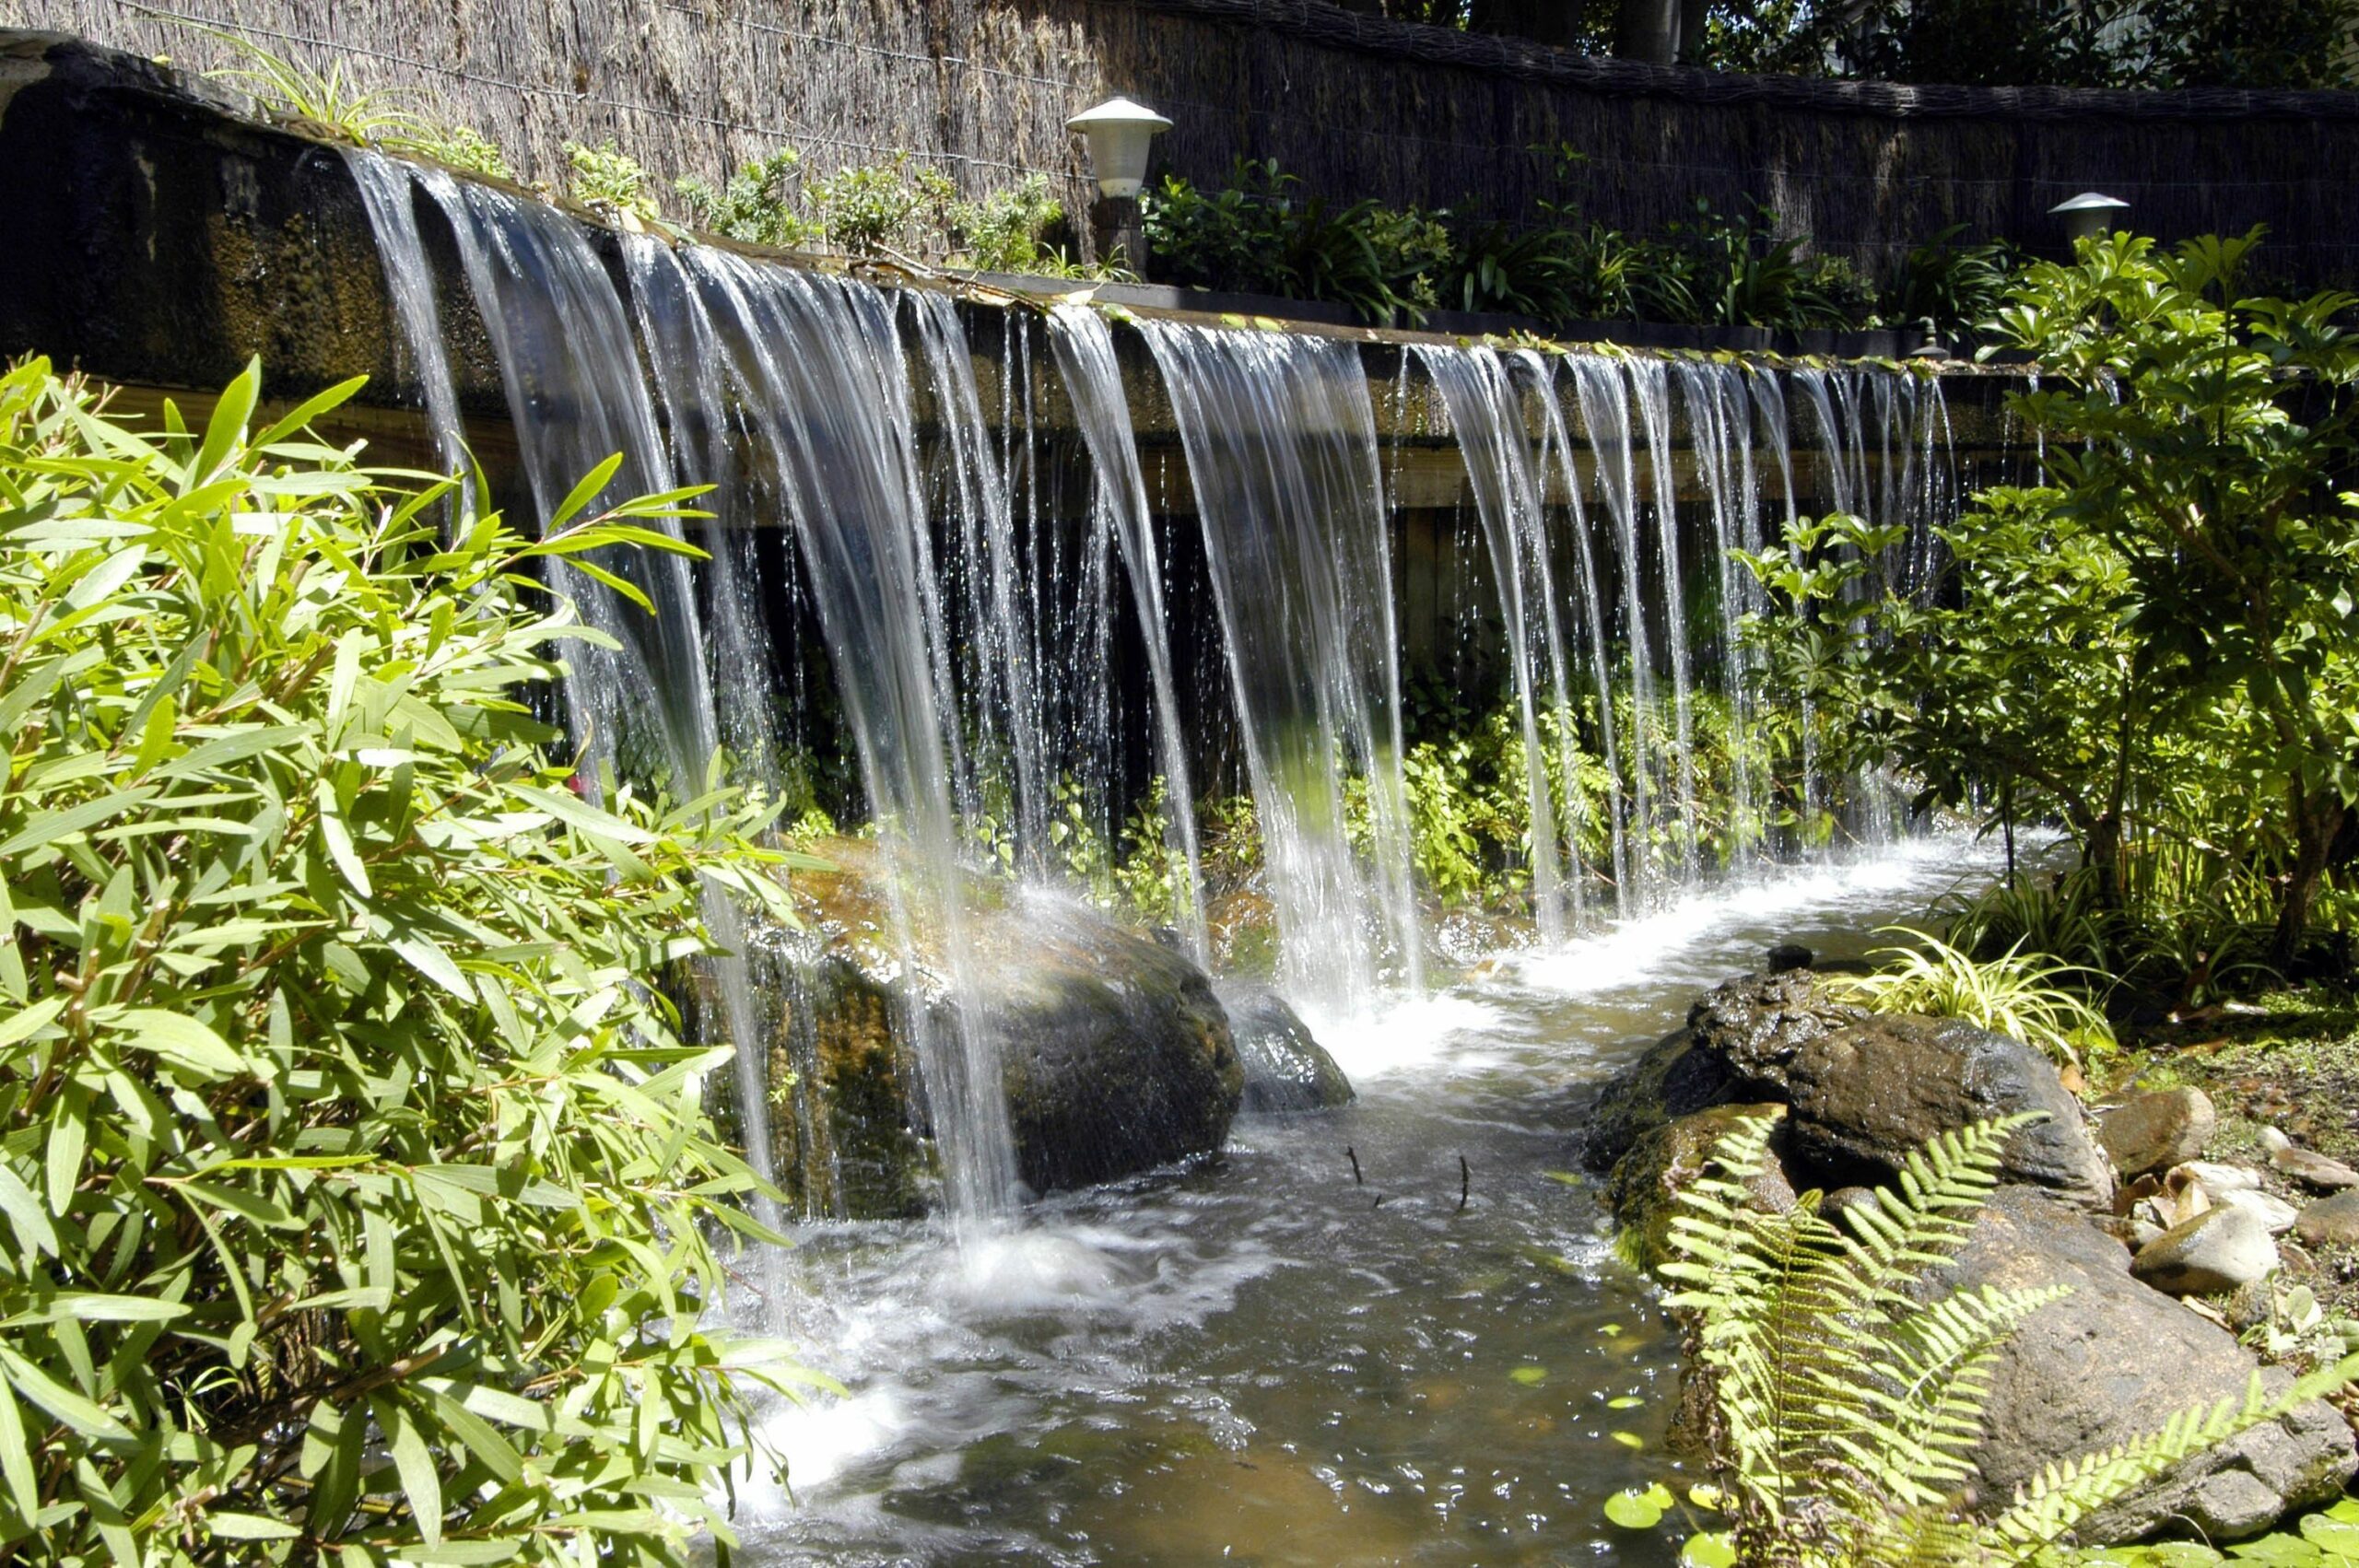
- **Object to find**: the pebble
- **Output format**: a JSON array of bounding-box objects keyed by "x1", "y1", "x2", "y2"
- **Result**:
[{"x1": 2131, "y1": 1205, "x2": 2279, "y2": 1296}]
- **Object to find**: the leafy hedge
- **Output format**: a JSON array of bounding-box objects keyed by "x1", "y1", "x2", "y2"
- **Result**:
[{"x1": 0, "y1": 359, "x2": 810, "y2": 1563}]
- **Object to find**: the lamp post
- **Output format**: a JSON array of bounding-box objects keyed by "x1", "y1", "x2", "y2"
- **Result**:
[
  {"x1": 1066, "y1": 96, "x2": 1170, "y2": 273},
  {"x1": 2049, "y1": 192, "x2": 2130, "y2": 248}
]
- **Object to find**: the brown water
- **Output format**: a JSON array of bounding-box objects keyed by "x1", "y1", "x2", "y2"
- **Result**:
[{"x1": 724, "y1": 837, "x2": 2003, "y2": 1566}]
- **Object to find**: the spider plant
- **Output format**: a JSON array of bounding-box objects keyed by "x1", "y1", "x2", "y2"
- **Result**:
[{"x1": 1834, "y1": 926, "x2": 2116, "y2": 1069}]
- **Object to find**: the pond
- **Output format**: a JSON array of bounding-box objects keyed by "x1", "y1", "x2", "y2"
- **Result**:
[{"x1": 724, "y1": 835, "x2": 2005, "y2": 1566}]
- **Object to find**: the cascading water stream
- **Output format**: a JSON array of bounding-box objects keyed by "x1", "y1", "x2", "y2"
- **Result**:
[
  {"x1": 1415, "y1": 344, "x2": 1586, "y2": 936},
  {"x1": 1566, "y1": 356, "x2": 1663, "y2": 905},
  {"x1": 1520, "y1": 353, "x2": 1634, "y2": 907},
  {"x1": 1138, "y1": 321, "x2": 1422, "y2": 1014},
  {"x1": 1625, "y1": 358, "x2": 1701, "y2": 882},
  {"x1": 618, "y1": 242, "x2": 1020, "y2": 1224},
  {"x1": 375, "y1": 165, "x2": 783, "y2": 1227},
  {"x1": 1045, "y1": 302, "x2": 1210, "y2": 961}
]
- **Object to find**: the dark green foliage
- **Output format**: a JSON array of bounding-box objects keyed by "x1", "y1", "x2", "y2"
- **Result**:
[
  {"x1": 1742, "y1": 230, "x2": 2359, "y2": 968},
  {"x1": 0, "y1": 359, "x2": 817, "y2": 1562},
  {"x1": 1694, "y1": 0, "x2": 2359, "y2": 89},
  {"x1": 1142, "y1": 158, "x2": 1449, "y2": 325}
]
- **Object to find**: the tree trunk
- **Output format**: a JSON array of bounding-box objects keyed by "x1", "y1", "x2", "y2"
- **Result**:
[
  {"x1": 1615, "y1": 0, "x2": 1679, "y2": 62},
  {"x1": 2271, "y1": 788, "x2": 2347, "y2": 970},
  {"x1": 1674, "y1": 0, "x2": 1711, "y2": 62}
]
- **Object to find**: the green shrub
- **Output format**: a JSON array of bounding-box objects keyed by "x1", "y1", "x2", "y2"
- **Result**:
[
  {"x1": 0, "y1": 358, "x2": 814, "y2": 1563},
  {"x1": 803, "y1": 152, "x2": 958, "y2": 260},
  {"x1": 565, "y1": 137, "x2": 663, "y2": 224},
  {"x1": 675, "y1": 149, "x2": 816, "y2": 250}
]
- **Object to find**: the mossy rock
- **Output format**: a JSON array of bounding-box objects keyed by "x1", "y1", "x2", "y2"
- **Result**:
[{"x1": 1604, "y1": 1102, "x2": 1795, "y2": 1274}]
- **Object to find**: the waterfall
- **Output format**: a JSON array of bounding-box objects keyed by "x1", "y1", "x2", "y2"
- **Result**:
[
  {"x1": 1521, "y1": 354, "x2": 1633, "y2": 907},
  {"x1": 340, "y1": 146, "x2": 1976, "y2": 1228},
  {"x1": 1045, "y1": 303, "x2": 1210, "y2": 961},
  {"x1": 1138, "y1": 321, "x2": 1422, "y2": 1012},
  {"x1": 1416, "y1": 344, "x2": 1587, "y2": 936},
  {"x1": 617, "y1": 243, "x2": 1019, "y2": 1223}
]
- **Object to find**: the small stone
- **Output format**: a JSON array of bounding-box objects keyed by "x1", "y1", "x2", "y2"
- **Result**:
[
  {"x1": 2294, "y1": 1190, "x2": 2359, "y2": 1248},
  {"x1": 2260, "y1": 1128, "x2": 2359, "y2": 1191},
  {"x1": 2097, "y1": 1087, "x2": 2216, "y2": 1177},
  {"x1": 1766, "y1": 942, "x2": 1814, "y2": 974},
  {"x1": 2095, "y1": 1214, "x2": 2166, "y2": 1252},
  {"x1": 2132, "y1": 1205, "x2": 2280, "y2": 1296},
  {"x1": 2180, "y1": 1160, "x2": 2263, "y2": 1193},
  {"x1": 2211, "y1": 1187, "x2": 2299, "y2": 1235}
]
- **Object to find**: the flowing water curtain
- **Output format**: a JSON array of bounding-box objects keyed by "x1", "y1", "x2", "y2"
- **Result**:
[
  {"x1": 1045, "y1": 302, "x2": 1211, "y2": 961},
  {"x1": 1566, "y1": 355, "x2": 1669, "y2": 906},
  {"x1": 1139, "y1": 321, "x2": 1423, "y2": 1013},
  {"x1": 620, "y1": 246, "x2": 1024, "y2": 1223},
  {"x1": 1520, "y1": 351, "x2": 1635, "y2": 907},
  {"x1": 346, "y1": 158, "x2": 792, "y2": 1229},
  {"x1": 1626, "y1": 357, "x2": 1704, "y2": 883},
  {"x1": 1415, "y1": 344, "x2": 1589, "y2": 937},
  {"x1": 1674, "y1": 359, "x2": 1772, "y2": 868}
]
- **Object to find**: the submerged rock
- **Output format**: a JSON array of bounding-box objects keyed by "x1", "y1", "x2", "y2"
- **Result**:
[
  {"x1": 1923, "y1": 1187, "x2": 2353, "y2": 1542},
  {"x1": 1224, "y1": 987, "x2": 1354, "y2": 1114}
]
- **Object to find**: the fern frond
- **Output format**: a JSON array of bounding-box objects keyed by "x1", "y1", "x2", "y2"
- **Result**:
[{"x1": 1983, "y1": 1353, "x2": 2359, "y2": 1559}]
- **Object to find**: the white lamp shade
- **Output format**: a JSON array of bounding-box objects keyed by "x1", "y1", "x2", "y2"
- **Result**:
[
  {"x1": 1065, "y1": 96, "x2": 1171, "y2": 199},
  {"x1": 2049, "y1": 191, "x2": 2130, "y2": 243}
]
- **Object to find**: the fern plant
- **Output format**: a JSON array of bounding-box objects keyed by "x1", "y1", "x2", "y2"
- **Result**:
[{"x1": 1659, "y1": 1114, "x2": 2359, "y2": 1567}]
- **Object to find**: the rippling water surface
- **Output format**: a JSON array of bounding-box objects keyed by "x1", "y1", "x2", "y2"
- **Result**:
[{"x1": 724, "y1": 837, "x2": 2006, "y2": 1566}]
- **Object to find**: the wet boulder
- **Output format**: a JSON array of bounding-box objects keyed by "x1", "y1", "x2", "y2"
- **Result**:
[
  {"x1": 757, "y1": 848, "x2": 1243, "y2": 1212},
  {"x1": 1583, "y1": 1027, "x2": 1738, "y2": 1172},
  {"x1": 1777, "y1": 1015, "x2": 2112, "y2": 1207},
  {"x1": 1690, "y1": 965, "x2": 1871, "y2": 1094},
  {"x1": 993, "y1": 895, "x2": 1243, "y2": 1193},
  {"x1": 1921, "y1": 1187, "x2": 2355, "y2": 1542},
  {"x1": 1223, "y1": 987, "x2": 1354, "y2": 1114},
  {"x1": 1583, "y1": 965, "x2": 1867, "y2": 1172},
  {"x1": 1604, "y1": 1102, "x2": 1794, "y2": 1273}
]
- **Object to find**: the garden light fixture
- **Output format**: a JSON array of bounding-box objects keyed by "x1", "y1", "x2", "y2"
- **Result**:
[
  {"x1": 1065, "y1": 96, "x2": 1171, "y2": 199},
  {"x1": 2050, "y1": 191, "x2": 2130, "y2": 243}
]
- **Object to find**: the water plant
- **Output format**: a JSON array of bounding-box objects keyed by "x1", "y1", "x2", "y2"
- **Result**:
[
  {"x1": 0, "y1": 357, "x2": 816, "y2": 1562},
  {"x1": 197, "y1": 25, "x2": 423, "y2": 144},
  {"x1": 1650, "y1": 1112, "x2": 2359, "y2": 1566}
]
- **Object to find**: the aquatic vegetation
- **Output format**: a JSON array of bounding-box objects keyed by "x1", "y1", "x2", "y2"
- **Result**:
[
  {"x1": 389, "y1": 120, "x2": 515, "y2": 181},
  {"x1": 1650, "y1": 1113, "x2": 2359, "y2": 1566},
  {"x1": 197, "y1": 24, "x2": 422, "y2": 144},
  {"x1": 0, "y1": 358, "x2": 816, "y2": 1562}
]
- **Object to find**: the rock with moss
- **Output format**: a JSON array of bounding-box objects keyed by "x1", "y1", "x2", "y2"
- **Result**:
[
  {"x1": 1605, "y1": 1102, "x2": 1796, "y2": 1273},
  {"x1": 754, "y1": 845, "x2": 1242, "y2": 1212},
  {"x1": 993, "y1": 893, "x2": 1242, "y2": 1193}
]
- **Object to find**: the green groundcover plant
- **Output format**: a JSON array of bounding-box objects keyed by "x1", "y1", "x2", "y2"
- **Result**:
[{"x1": 0, "y1": 357, "x2": 817, "y2": 1564}]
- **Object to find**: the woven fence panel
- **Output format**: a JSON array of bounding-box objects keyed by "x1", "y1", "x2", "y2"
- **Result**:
[{"x1": 5, "y1": 0, "x2": 2353, "y2": 280}]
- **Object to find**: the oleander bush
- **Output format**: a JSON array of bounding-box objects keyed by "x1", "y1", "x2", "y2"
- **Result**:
[{"x1": 0, "y1": 357, "x2": 815, "y2": 1564}]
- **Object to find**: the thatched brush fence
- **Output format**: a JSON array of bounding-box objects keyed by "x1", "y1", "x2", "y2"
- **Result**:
[{"x1": 2, "y1": 0, "x2": 2355, "y2": 286}]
